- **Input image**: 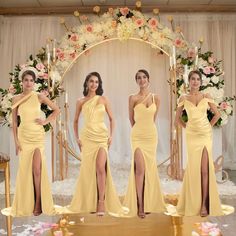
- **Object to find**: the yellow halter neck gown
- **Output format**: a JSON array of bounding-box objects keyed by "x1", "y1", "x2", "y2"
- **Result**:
[
  {"x1": 123, "y1": 94, "x2": 166, "y2": 216},
  {"x1": 67, "y1": 95, "x2": 127, "y2": 216},
  {"x1": 177, "y1": 97, "x2": 223, "y2": 216},
  {"x1": 1, "y1": 92, "x2": 57, "y2": 217}
]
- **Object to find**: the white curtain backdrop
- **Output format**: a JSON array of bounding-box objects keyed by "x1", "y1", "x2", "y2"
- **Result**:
[{"x1": 0, "y1": 13, "x2": 235, "y2": 169}]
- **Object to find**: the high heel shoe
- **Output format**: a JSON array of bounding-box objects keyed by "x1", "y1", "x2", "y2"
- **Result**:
[
  {"x1": 200, "y1": 208, "x2": 209, "y2": 217},
  {"x1": 33, "y1": 209, "x2": 42, "y2": 216},
  {"x1": 138, "y1": 211, "x2": 146, "y2": 218},
  {"x1": 97, "y1": 200, "x2": 105, "y2": 216}
]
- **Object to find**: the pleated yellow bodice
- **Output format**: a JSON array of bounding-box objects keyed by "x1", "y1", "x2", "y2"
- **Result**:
[{"x1": 184, "y1": 99, "x2": 212, "y2": 135}]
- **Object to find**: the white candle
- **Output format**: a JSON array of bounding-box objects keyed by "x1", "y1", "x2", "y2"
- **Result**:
[
  {"x1": 172, "y1": 129, "x2": 176, "y2": 140},
  {"x1": 52, "y1": 39, "x2": 56, "y2": 63},
  {"x1": 172, "y1": 45, "x2": 176, "y2": 67},
  {"x1": 195, "y1": 46, "x2": 198, "y2": 67},
  {"x1": 47, "y1": 52, "x2": 51, "y2": 68},
  {"x1": 46, "y1": 44, "x2": 50, "y2": 53},
  {"x1": 64, "y1": 129, "x2": 67, "y2": 141},
  {"x1": 65, "y1": 92, "x2": 68, "y2": 104},
  {"x1": 58, "y1": 113, "x2": 62, "y2": 131},
  {"x1": 184, "y1": 64, "x2": 188, "y2": 84},
  {"x1": 169, "y1": 56, "x2": 173, "y2": 69}
]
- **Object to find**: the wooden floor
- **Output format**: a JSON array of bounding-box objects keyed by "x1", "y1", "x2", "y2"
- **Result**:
[
  {"x1": 1, "y1": 170, "x2": 236, "y2": 235},
  {"x1": 47, "y1": 214, "x2": 209, "y2": 236}
]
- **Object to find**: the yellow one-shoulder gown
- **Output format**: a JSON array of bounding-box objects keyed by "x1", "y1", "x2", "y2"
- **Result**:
[
  {"x1": 67, "y1": 95, "x2": 127, "y2": 216},
  {"x1": 1, "y1": 92, "x2": 57, "y2": 217},
  {"x1": 123, "y1": 94, "x2": 166, "y2": 216},
  {"x1": 176, "y1": 97, "x2": 223, "y2": 216}
]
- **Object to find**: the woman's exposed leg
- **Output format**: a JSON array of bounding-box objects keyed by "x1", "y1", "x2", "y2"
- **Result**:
[
  {"x1": 134, "y1": 148, "x2": 145, "y2": 218},
  {"x1": 32, "y1": 148, "x2": 42, "y2": 216},
  {"x1": 200, "y1": 147, "x2": 209, "y2": 217},
  {"x1": 96, "y1": 148, "x2": 107, "y2": 216}
]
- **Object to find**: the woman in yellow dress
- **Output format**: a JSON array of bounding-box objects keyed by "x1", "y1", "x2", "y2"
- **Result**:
[
  {"x1": 175, "y1": 70, "x2": 223, "y2": 217},
  {"x1": 1, "y1": 68, "x2": 60, "y2": 217},
  {"x1": 123, "y1": 69, "x2": 165, "y2": 218},
  {"x1": 68, "y1": 72, "x2": 126, "y2": 216}
]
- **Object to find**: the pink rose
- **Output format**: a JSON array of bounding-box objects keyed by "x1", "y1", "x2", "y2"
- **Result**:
[
  {"x1": 58, "y1": 52, "x2": 65, "y2": 61},
  {"x1": 174, "y1": 38, "x2": 183, "y2": 48},
  {"x1": 148, "y1": 18, "x2": 158, "y2": 29},
  {"x1": 43, "y1": 73, "x2": 49, "y2": 79},
  {"x1": 187, "y1": 48, "x2": 196, "y2": 59},
  {"x1": 20, "y1": 64, "x2": 27, "y2": 69},
  {"x1": 209, "y1": 66, "x2": 216, "y2": 74},
  {"x1": 86, "y1": 24, "x2": 93, "y2": 33},
  {"x1": 8, "y1": 84, "x2": 16, "y2": 94},
  {"x1": 69, "y1": 52, "x2": 76, "y2": 59},
  {"x1": 120, "y1": 7, "x2": 129, "y2": 16},
  {"x1": 70, "y1": 33, "x2": 79, "y2": 42},
  {"x1": 203, "y1": 66, "x2": 211, "y2": 75},
  {"x1": 36, "y1": 63, "x2": 45, "y2": 71},
  {"x1": 135, "y1": 18, "x2": 144, "y2": 27},
  {"x1": 220, "y1": 101, "x2": 228, "y2": 110}
]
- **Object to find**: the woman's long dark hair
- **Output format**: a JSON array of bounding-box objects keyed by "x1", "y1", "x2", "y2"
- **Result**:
[
  {"x1": 135, "y1": 69, "x2": 150, "y2": 81},
  {"x1": 83, "y1": 72, "x2": 103, "y2": 96},
  {"x1": 22, "y1": 70, "x2": 36, "y2": 81},
  {"x1": 188, "y1": 70, "x2": 202, "y2": 84}
]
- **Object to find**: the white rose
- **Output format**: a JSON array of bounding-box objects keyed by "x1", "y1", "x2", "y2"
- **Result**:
[
  {"x1": 34, "y1": 83, "x2": 41, "y2": 91},
  {"x1": 138, "y1": 28, "x2": 145, "y2": 38},
  {"x1": 226, "y1": 106, "x2": 232, "y2": 115},
  {"x1": 202, "y1": 74, "x2": 210, "y2": 86},
  {"x1": 215, "y1": 88, "x2": 224, "y2": 103},
  {"x1": 211, "y1": 76, "x2": 219, "y2": 84},
  {"x1": 50, "y1": 70, "x2": 61, "y2": 82}
]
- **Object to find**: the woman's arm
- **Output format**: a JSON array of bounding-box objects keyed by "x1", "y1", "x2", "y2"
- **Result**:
[
  {"x1": 74, "y1": 99, "x2": 83, "y2": 151},
  {"x1": 129, "y1": 95, "x2": 135, "y2": 127},
  {"x1": 36, "y1": 94, "x2": 60, "y2": 125},
  {"x1": 12, "y1": 96, "x2": 22, "y2": 155},
  {"x1": 174, "y1": 96, "x2": 186, "y2": 128},
  {"x1": 154, "y1": 94, "x2": 160, "y2": 121},
  {"x1": 103, "y1": 96, "x2": 114, "y2": 147},
  {"x1": 205, "y1": 93, "x2": 221, "y2": 126}
]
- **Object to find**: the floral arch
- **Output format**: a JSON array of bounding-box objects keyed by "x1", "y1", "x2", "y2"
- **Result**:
[{"x1": 0, "y1": 6, "x2": 235, "y2": 180}]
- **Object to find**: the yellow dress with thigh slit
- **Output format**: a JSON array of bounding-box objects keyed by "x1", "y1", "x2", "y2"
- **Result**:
[
  {"x1": 123, "y1": 94, "x2": 166, "y2": 216},
  {"x1": 1, "y1": 91, "x2": 57, "y2": 217},
  {"x1": 67, "y1": 95, "x2": 127, "y2": 216},
  {"x1": 176, "y1": 97, "x2": 223, "y2": 216}
]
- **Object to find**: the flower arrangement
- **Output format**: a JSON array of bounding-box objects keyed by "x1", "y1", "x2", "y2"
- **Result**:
[
  {"x1": 192, "y1": 222, "x2": 221, "y2": 236},
  {"x1": 176, "y1": 47, "x2": 236, "y2": 127},
  {"x1": 0, "y1": 49, "x2": 62, "y2": 131},
  {"x1": 55, "y1": 7, "x2": 188, "y2": 75}
]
